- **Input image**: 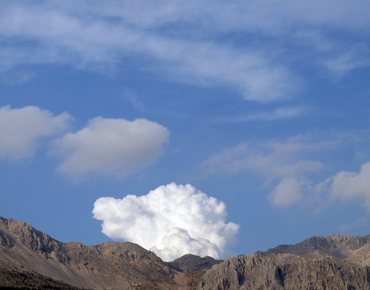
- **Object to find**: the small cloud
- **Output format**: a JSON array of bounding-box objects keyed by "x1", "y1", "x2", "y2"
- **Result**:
[
  {"x1": 329, "y1": 162, "x2": 370, "y2": 209},
  {"x1": 321, "y1": 45, "x2": 370, "y2": 77},
  {"x1": 0, "y1": 70, "x2": 34, "y2": 85},
  {"x1": 340, "y1": 218, "x2": 366, "y2": 232},
  {"x1": 212, "y1": 106, "x2": 308, "y2": 124},
  {"x1": 268, "y1": 178, "x2": 304, "y2": 208},
  {"x1": 92, "y1": 183, "x2": 239, "y2": 261},
  {"x1": 355, "y1": 149, "x2": 370, "y2": 161},
  {"x1": 122, "y1": 88, "x2": 145, "y2": 112},
  {"x1": 0, "y1": 105, "x2": 71, "y2": 160},
  {"x1": 50, "y1": 117, "x2": 169, "y2": 180}
]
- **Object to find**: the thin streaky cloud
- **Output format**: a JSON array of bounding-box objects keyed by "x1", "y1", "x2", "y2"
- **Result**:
[
  {"x1": 212, "y1": 106, "x2": 308, "y2": 124},
  {"x1": 122, "y1": 89, "x2": 145, "y2": 112},
  {"x1": 0, "y1": 5, "x2": 298, "y2": 103},
  {"x1": 340, "y1": 218, "x2": 367, "y2": 232},
  {"x1": 197, "y1": 134, "x2": 350, "y2": 208},
  {"x1": 1, "y1": 1, "x2": 369, "y2": 103}
]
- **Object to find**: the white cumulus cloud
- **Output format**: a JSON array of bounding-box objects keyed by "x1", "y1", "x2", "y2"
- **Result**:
[
  {"x1": 0, "y1": 105, "x2": 71, "y2": 160},
  {"x1": 92, "y1": 183, "x2": 239, "y2": 261},
  {"x1": 328, "y1": 162, "x2": 370, "y2": 209},
  {"x1": 50, "y1": 117, "x2": 169, "y2": 179}
]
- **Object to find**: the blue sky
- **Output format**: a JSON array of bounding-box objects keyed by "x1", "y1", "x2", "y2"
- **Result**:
[{"x1": 1, "y1": 0, "x2": 370, "y2": 261}]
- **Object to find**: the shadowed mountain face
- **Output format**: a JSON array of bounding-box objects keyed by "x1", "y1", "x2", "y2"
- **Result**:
[
  {"x1": 2, "y1": 216, "x2": 370, "y2": 290},
  {"x1": 165, "y1": 254, "x2": 222, "y2": 272},
  {"x1": 0, "y1": 266, "x2": 86, "y2": 290},
  {"x1": 165, "y1": 254, "x2": 223, "y2": 290}
]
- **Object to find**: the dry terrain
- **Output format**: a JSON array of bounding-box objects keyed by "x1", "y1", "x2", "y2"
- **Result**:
[{"x1": 2, "y1": 216, "x2": 370, "y2": 289}]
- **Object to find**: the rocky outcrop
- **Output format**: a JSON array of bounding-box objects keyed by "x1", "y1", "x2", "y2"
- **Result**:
[
  {"x1": 198, "y1": 234, "x2": 370, "y2": 290},
  {"x1": 198, "y1": 253, "x2": 370, "y2": 289},
  {"x1": 166, "y1": 254, "x2": 222, "y2": 272},
  {"x1": 263, "y1": 233, "x2": 370, "y2": 266},
  {"x1": 165, "y1": 254, "x2": 223, "y2": 290}
]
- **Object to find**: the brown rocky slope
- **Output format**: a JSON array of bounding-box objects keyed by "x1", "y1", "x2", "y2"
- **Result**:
[
  {"x1": 2, "y1": 216, "x2": 370, "y2": 289},
  {"x1": 0, "y1": 217, "x2": 218, "y2": 289},
  {"x1": 0, "y1": 265, "x2": 87, "y2": 290},
  {"x1": 198, "y1": 234, "x2": 370, "y2": 290}
]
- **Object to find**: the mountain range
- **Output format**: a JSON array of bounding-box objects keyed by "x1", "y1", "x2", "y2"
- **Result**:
[{"x1": 1, "y1": 216, "x2": 370, "y2": 289}]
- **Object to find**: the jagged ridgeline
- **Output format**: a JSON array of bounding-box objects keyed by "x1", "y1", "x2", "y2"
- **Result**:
[{"x1": 1, "y1": 216, "x2": 370, "y2": 289}]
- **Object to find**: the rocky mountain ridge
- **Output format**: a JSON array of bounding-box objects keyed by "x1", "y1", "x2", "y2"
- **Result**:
[
  {"x1": 198, "y1": 234, "x2": 370, "y2": 289},
  {"x1": 0, "y1": 217, "x2": 219, "y2": 289},
  {"x1": 2, "y1": 216, "x2": 370, "y2": 289},
  {"x1": 262, "y1": 233, "x2": 370, "y2": 263}
]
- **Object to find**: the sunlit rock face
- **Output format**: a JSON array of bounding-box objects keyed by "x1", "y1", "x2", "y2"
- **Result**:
[
  {"x1": 198, "y1": 234, "x2": 370, "y2": 290},
  {"x1": 198, "y1": 253, "x2": 370, "y2": 290}
]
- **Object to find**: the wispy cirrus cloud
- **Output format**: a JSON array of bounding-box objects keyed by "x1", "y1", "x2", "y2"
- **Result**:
[
  {"x1": 199, "y1": 129, "x2": 370, "y2": 210},
  {"x1": 1, "y1": 1, "x2": 369, "y2": 102},
  {"x1": 122, "y1": 89, "x2": 145, "y2": 112},
  {"x1": 198, "y1": 138, "x2": 330, "y2": 208},
  {"x1": 197, "y1": 131, "x2": 359, "y2": 208},
  {"x1": 340, "y1": 218, "x2": 367, "y2": 232},
  {"x1": 321, "y1": 45, "x2": 370, "y2": 77},
  {"x1": 212, "y1": 106, "x2": 308, "y2": 124},
  {"x1": 0, "y1": 3, "x2": 298, "y2": 103}
]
